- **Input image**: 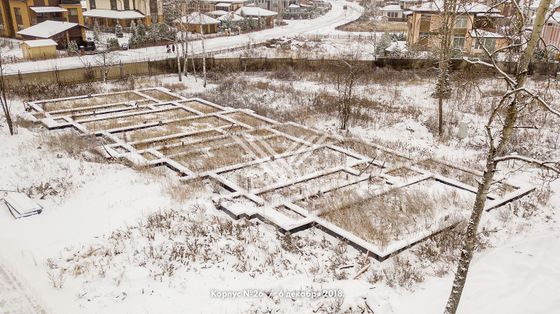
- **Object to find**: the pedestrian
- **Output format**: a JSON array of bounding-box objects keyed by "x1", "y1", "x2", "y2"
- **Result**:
[
  {"x1": 166, "y1": 44, "x2": 171, "y2": 53},
  {"x1": 172, "y1": 44, "x2": 176, "y2": 53}
]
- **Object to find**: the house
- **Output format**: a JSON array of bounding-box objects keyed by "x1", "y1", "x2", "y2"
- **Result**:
[
  {"x1": 178, "y1": 12, "x2": 220, "y2": 33},
  {"x1": 187, "y1": 0, "x2": 246, "y2": 13},
  {"x1": 235, "y1": 6, "x2": 277, "y2": 26},
  {"x1": 17, "y1": 20, "x2": 86, "y2": 47},
  {"x1": 398, "y1": 0, "x2": 423, "y2": 10},
  {"x1": 0, "y1": 0, "x2": 84, "y2": 39},
  {"x1": 21, "y1": 39, "x2": 58, "y2": 59},
  {"x1": 407, "y1": 1, "x2": 505, "y2": 54},
  {"x1": 542, "y1": 12, "x2": 560, "y2": 53},
  {"x1": 467, "y1": 30, "x2": 508, "y2": 55},
  {"x1": 83, "y1": 0, "x2": 164, "y2": 28},
  {"x1": 249, "y1": 0, "x2": 290, "y2": 12},
  {"x1": 380, "y1": 4, "x2": 405, "y2": 22}
]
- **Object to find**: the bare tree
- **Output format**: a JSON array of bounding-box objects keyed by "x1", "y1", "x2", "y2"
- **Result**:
[
  {"x1": 336, "y1": 52, "x2": 362, "y2": 130},
  {"x1": 198, "y1": 10, "x2": 208, "y2": 88},
  {"x1": 0, "y1": 50, "x2": 14, "y2": 135},
  {"x1": 444, "y1": 0, "x2": 560, "y2": 313},
  {"x1": 433, "y1": 0, "x2": 459, "y2": 137}
]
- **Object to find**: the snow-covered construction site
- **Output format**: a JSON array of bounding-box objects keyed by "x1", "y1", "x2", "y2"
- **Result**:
[
  {"x1": 2, "y1": 0, "x2": 560, "y2": 313},
  {"x1": 26, "y1": 87, "x2": 534, "y2": 261}
]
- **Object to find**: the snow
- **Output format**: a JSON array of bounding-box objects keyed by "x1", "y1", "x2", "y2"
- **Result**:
[
  {"x1": 1, "y1": 72, "x2": 559, "y2": 313},
  {"x1": 208, "y1": 9, "x2": 229, "y2": 17},
  {"x1": 83, "y1": 9, "x2": 145, "y2": 19},
  {"x1": 235, "y1": 6, "x2": 279, "y2": 17},
  {"x1": 380, "y1": 5, "x2": 403, "y2": 11},
  {"x1": 218, "y1": 13, "x2": 245, "y2": 22},
  {"x1": 16, "y1": 21, "x2": 80, "y2": 39},
  {"x1": 29, "y1": 7, "x2": 67, "y2": 13},
  {"x1": 22, "y1": 39, "x2": 58, "y2": 48},
  {"x1": 469, "y1": 30, "x2": 506, "y2": 38},
  {"x1": 179, "y1": 12, "x2": 221, "y2": 25}
]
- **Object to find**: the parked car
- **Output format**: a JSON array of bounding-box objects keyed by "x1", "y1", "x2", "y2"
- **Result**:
[
  {"x1": 121, "y1": 42, "x2": 129, "y2": 50},
  {"x1": 84, "y1": 41, "x2": 96, "y2": 52}
]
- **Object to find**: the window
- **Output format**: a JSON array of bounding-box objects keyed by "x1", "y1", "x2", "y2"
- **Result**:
[
  {"x1": 0, "y1": 10, "x2": 4, "y2": 30},
  {"x1": 474, "y1": 38, "x2": 496, "y2": 51},
  {"x1": 68, "y1": 8, "x2": 78, "y2": 22},
  {"x1": 89, "y1": 0, "x2": 96, "y2": 9},
  {"x1": 110, "y1": 0, "x2": 117, "y2": 10},
  {"x1": 14, "y1": 7, "x2": 24, "y2": 30},
  {"x1": 453, "y1": 36, "x2": 465, "y2": 50},
  {"x1": 454, "y1": 16, "x2": 468, "y2": 28},
  {"x1": 124, "y1": 0, "x2": 129, "y2": 10}
]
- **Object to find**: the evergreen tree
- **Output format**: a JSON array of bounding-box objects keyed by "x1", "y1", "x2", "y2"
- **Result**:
[
  {"x1": 67, "y1": 40, "x2": 79, "y2": 55},
  {"x1": 115, "y1": 24, "x2": 123, "y2": 38},
  {"x1": 93, "y1": 20, "x2": 101, "y2": 43}
]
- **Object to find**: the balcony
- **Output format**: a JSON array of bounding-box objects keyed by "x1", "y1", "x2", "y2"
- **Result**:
[{"x1": 60, "y1": 0, "x2": 81, "y2": 4}]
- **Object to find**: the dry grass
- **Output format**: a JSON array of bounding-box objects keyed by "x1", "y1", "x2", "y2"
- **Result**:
[{"x1": 317, "y1": 181, "x2": 471, "y2": 248}]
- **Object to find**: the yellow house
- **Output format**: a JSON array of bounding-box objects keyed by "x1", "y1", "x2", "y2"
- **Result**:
[
  {"x1": 21, "y1": 38, "x2": 57, "y2": 60},
  {"x1": 0, "y1": 0, "x2": 85, "y2": 40},
  {"x1": 407, "y1": 1, "x2": 505, "y2": 54},
  {"x1": 83, "y1": 0, "x2": 164, "y2": 28},
  {"x1": 178, "y1": 12, "x2": 220, "y2": 34}
]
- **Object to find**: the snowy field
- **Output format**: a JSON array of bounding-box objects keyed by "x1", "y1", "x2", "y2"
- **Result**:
[{"x1": 0, "y1": 71, "x2": 559, "y2": 313}]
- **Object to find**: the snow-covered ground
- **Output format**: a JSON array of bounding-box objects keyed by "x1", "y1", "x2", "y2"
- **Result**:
[
  {"x1": 0, "y1": 72, "x2": 559, "y2": 314},
  {"x1": 3, "y1": 0, "x2": 363, "y2": 75}
]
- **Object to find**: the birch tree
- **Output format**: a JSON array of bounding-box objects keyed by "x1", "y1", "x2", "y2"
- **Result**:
[
  {"x1": 444, "y1": 0, "x2": 560, "y2": 312},
  {"x1": 433, "y1": 0, "x2": 458, "y2": 137}
]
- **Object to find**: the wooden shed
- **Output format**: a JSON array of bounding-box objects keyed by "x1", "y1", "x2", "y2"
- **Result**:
[
  {"x1": 178, "y1": 12, "x2": 220, "y2": 34},
  {"x1": 21, "y1": 39, "x2": 58, "y2": 60}
]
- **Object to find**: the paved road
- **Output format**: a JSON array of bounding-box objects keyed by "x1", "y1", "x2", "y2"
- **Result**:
[{"x1": 5, "y1": 0, "x2": 363, "y2": 75}]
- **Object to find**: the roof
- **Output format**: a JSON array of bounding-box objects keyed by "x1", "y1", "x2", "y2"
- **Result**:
[
  {"x1": 22, "y1": 39, "x2": 58, "y2": 47},
  {"x1": 288, "y1": 4, "x2": 301, "y2": 8},
  {"x1": 411, "y1": 1, "x2": 501, "y2": 14},
  {"x1": 380, "y1": 5, "x2": 403, "y2": 11},
  {"x1": 217, "y1": 13, "x2": 244, "y2": 22},
  {"x1": 83, "y1": 9, "x2": 145, "y2": 19},
  {"x1": 17, "y1": 20, "x2": 81, "y2": 39},
  {"x1": 469, "y1": 30, "x2": 506, "y2": 38},
  {"x1": 30, "y1": 6, "x2": 68, "y2": 14},
  {"x1": 235, "y1": 6, "x2": 278, "y2": 17},
  {"x1": 207, "y1": 10, "x2": 229, "y2": 17},
  {"x1": 179, "y1": 12, "x2": 220, "y2": 25},
  {"x1": 215, "y1": 2, "x2": 232, "y2": 6}
]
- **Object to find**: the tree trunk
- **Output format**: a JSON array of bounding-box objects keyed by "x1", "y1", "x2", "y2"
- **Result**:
[
  {"x1": 200, "y1": 16, "x2": 207, "y2": 88},
  {"x1": 444, "y1": 0, "x2": 552, "y2": 312}
]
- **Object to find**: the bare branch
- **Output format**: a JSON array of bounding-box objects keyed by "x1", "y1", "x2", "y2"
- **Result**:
[{"x1": 494, "y1": 155, "x2": 560, "y2": 173}]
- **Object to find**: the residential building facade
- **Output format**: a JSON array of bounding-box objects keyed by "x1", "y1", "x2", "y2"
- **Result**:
[
  {"x1": 84, "y1": 0, "x2": 164, "y2": 27},
  {"x1": 0, "y1": 0, "x2": 84, "y2": 38},
  {"x1": 407, "y1": 1, "x2": 506, "y2": 54}
]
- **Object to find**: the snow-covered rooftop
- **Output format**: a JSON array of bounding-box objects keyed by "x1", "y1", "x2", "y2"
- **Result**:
[
  {"x1": 235, "y1": 6, "x2": 278, "y2": 17},
  {"x1": 469, "y1": 29, "x2": 506, "y2": 38},
  {"x1": 380, "y1": 5, "x2": 403, "y2": 11},
  {"x1": 17, "y1": 20, "x2": 81, "y2": 39},
  {"x1": 30, "y1": 6, "x2": 68, "y2": 14},
  {"x1": 179, "y1": 12, "x2": 220, "y2": 25},
  {"x1": 215, "y1": 2, "x2": 232, "y2": 7},
  {"x1": 207, "y1": 10, "x2": 229, "y2": 17},
  {"x1": 22, "y1": 39, "x2": 58, "y2": 48},
  {"x1": 217, "y1": 13, "x2": 244, "y2": 22},
  {"x1": 83, "y1": 9, "x2": 145, "y2": 19}
]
